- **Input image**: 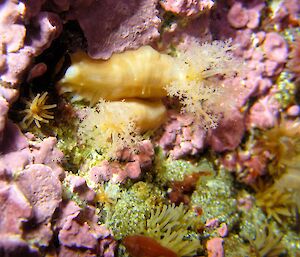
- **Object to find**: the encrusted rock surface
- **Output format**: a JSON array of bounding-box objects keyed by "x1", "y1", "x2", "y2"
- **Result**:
[{"x1": 68, "y1": 0, "x2": 161, "y2": 59}]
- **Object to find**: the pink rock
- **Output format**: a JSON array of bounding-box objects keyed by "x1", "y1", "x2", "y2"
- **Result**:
[
  {"x1": 262, "y1": 32, "x2": 288, "y2": 63},
  {"x1": 31, "y1": 137, "x2": 64, "y2": 179},
  {"x1": 217, "y1": 223, "x2": 228, "y2": 238},
  {"x1": 130, "y1": 140, "x2": 154, "y2": 170},
  {"x1": 59, "y1": 218, "x2": 98, "y2": 249},
  {"x1": 207, "y1": 238, "x2": 224, "y2": 257},
  {"x1": 157, "y1": 112, "x2": 207, "y2": 158},
  {"x1": 251, "y1": 49, "x2": 264, "y2": 61},
  {"x1": 182, "y1": 127, "x2": 192, "y2": 141},
  {"x1": 0, "y1": 236, "x2": 39, "y2": 257},
  {"x1": 0, "y1": 1, "x2": 62, "y2": 85},
  {"x1": 171, "y1": 141, "x2": 193, "y2": 159},
  {"x1": 257, "y1": 78, "x2": 272, "y2": 95},
  {"x1": 0, "y1": 86, "x2": 19, "y2": 104},
  {"x1": 0, "y1": 183, "x2": 32, "y2": 235},
  {"x1": 125, "y1": 161, "x2": 141, "y2": 179},
  {"x1": 0, "y1": 148, "x2": 31, "y2": 179},
  {"x1": 0, "y1": 121, "x2": 31, "y2": 179},
  {"x1": 89, "y1": 161, "x2": 112, "y2": 183},
  {"x1": 0, "y1": 97, "x2": 9, "y2": 143},
  {"x1": 284, "y1": 0, "x2": 300, "y2": 23},
  {"x1": 208, "y1": 109, "x2": 245, "y2": 152},
  {"x1": 191, "y1": 127, "x2": 206, "y2": 149},
  {"x1": 58, "y1": 246, "x2": 95, "y2": 257},
  {"x1": 160, "y1": 0, "x2": 214, "y2": 17},
  {"x1": 264, "y1": 60, "x2": 282, "y2": 76},
  {"x1": 55, "y1": 200, "x2": 81, "y2": 231},
  {"x1": 227, "y1": 2, "x2": 249, "y2": 28},
  {"x1": 255, "y1": 31, "x2": 266, "y2": 44},
  {"x1": 90, "y1": 140, "x2": 154, "y2": 183},
  {"x1": 246, "y1": 9, "x2": 260, "y2": 29},
  {"x1": 234, "y1": 29, "x2": 252, "y2": 50},
  {"x1": 24, "y1": 222, "x2": 53, "y2": 248},
  {"x1": 57, "y1": 201, "x2": 116, "y2": 255},
  {"x1": 246, "y1": 94, "x2": 280, "y2": 130},
  {"x1": 100, "y1": 238, "x2": 118, "y2": 257},
  {"x1": 0, "y1": 120, "x2": 28, "y2": 154},
  {"x1": 68, "y1": 0, "x2": 161, "y2": 59},
  {"x1": 16, "y1": 164, "x2": 62, "y2": 224},
  {"x1": 68, "y1": 175, "x2": 96, "y2": 203},
  {"x1": 287, "y1": 105, "x2": 300, "y2": 117},
  {"x1": 205, "y1": 218, "x2": 219, "y2": 228}
]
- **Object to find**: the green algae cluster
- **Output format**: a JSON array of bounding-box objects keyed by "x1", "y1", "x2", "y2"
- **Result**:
[
  {"x1": 103, "y1": 182, "x2": 164, "y2": 239},
  {"x1": 191, "y1": 169, "x2": 239, "y2": 228},
  {"x1": 154, "y1": 147, "x2": 214, "y2": 184}
]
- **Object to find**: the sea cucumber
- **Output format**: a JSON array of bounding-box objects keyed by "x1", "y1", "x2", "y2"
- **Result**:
[{"x1": 57, "y1": 46, "x2": 184, "y2": 103}]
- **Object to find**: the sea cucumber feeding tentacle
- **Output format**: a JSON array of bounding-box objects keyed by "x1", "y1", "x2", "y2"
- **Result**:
[
  {"x1": 57, "y1": 46, "x2": 184, "y2": 103},
  {"x1": 78, "y1": 99, "x2": 167, "y2": 158}
]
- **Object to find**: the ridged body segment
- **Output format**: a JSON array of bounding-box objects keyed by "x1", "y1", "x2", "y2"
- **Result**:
[{"x1": 58, "y1": 46, "x2": 180, "y2": 102}]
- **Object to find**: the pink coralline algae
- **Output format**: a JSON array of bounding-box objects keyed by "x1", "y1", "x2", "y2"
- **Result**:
[
  {"x1": 0, "y1": 1, "x2": 62, "y2": 143},
  {"x1": 266, "y1": 0, "x2": 300, "y2": 30},
  {"x1": 56, "y1": 200, "x2": 116, "y2": 257},
  {"x1": 262, "y1": 32, "x2": 288, "y2": 63},
  {"x1": 221, "y1": 0, "x2": 289, "y2": 131},
  {"x1": 0, "y1": 182, "x2": 32, "y2": 235},
  {"x1": 68, "y1": 175, "x2": 96, "y2": 203},
  {"x1": 157, "y1": 111, "x2": 207, "y2": 159},
  {"x1": 158, "y1": 108, "x2": 246, "y2": 157},
  {"x1": 227, "y1": 1, "x2": 265, "y2": 29},
  {"x1": 0, "y1": 121, "x2": 116, "y2": 256},
  {"x1": 67, "y1": 0, "x2": 161, "y2": 59},
  {"x1": 0, "y1": 123, "x2": 65, "y2": 254},
  {"x1": 246, "y1": 91, "x2": 280, "y2": 130},
  {"x1": 207, "y1": 109, "x2": 245, "y2": 153},
  {"x1": 0, "y1": 164, "x2": 62, "y2": 255},
  {"x1": 160, "y1": 0, "x2": 214, "y2": 17},
  {"x1": 207, "y1": 237, "x2": 224, "y2": 257},
  {"x1": 16, "y1": 164, "x2": 62, "y2": 224},
  {"x1": 0, "y1": 1, "x2": 62, "y2": 86},
  {"x1": 0, "y1": 121, "x2": 64, "y2": 180},
  {"x1": 220, "y1": 144, "x2": 268, "y2": 185},
  {"x1": 89, "y1": 140, "x2": 155, "y2": 183}
]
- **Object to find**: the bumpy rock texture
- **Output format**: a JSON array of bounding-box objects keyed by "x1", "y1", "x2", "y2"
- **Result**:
[
  {"x1": 0, "y1": 1, "x2": 62, "y2": 86},
  {"x1": 160, "y1": 0, "x2": 214, "y2": 17},
  {"x1": 0, "y1": 121, "x2": 116, "y2": 256},
  {"x1": 68, "y1": 0, "x2": 161, "y2": 59}
]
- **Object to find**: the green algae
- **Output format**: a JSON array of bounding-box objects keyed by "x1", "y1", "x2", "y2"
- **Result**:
[
  {"x1": 191, "y1": 169, "x2": 239, "y2": 228},
  {"x1": 154, "y1": 147, "x2": 214, "y2": 184},
  {"x1": 103, "y1": 182, "x2": 164, "y2": 239},
  {"x1": 275, "y1": 71, "x2": 297, "y2": 109}
]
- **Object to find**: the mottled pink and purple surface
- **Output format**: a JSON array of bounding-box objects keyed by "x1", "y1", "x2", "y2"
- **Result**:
[{"x1": 0, "y1": 0, "x2": 299, "y2": 256}]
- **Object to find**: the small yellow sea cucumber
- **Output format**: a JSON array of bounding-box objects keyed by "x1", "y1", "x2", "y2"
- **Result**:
[{"x1": 57, "y1": 46, "x2": 184, "y2": 103}]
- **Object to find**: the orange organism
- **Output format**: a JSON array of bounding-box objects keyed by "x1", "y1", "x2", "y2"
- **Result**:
[{"x1": 123, "y1": 235, "x2": 178, "y2": 257}]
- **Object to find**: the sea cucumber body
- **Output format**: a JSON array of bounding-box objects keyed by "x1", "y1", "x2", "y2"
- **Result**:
[{"x1": 58, "y1": 46, "x2": 181, "y2": 103}]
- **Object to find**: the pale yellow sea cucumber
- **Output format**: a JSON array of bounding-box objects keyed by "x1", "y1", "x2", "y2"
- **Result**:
[
  {"x1": 58, "y1": 41, "x2": 240, "y2": 131},
  {"x1": 57, "y1": 41, "x2": 241, "y2": 157},
  {"x1": 57, "y1": 46, "x2": 185, "y2": 103}
]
